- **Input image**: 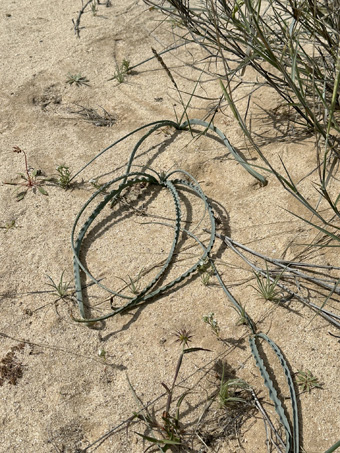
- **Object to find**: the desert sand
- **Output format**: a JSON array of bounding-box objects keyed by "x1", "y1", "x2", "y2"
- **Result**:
[{"x1": 1, "y1": 1, "x2": 339, "y2": 452}]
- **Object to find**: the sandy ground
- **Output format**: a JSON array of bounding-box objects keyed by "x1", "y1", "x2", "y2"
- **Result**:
[{"x1": 1, "y1": 1, "x2": 340, "y2": 452}]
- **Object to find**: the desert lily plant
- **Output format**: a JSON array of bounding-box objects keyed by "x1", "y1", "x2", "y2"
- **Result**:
[
  {"x1": 69, "y1": 117, "x2": 302, "y2": 450},
  {"x1": 66, "y1": 4, "x2": 340, "y2": 449}
]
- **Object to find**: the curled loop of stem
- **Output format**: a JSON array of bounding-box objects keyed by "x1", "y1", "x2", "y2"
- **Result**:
[
  {"x1": 71, "y1": 119, "x2": 298, "y2": 451},
  {"x1": 71, "y1": 118, "x2": 265, "y2": 323}
]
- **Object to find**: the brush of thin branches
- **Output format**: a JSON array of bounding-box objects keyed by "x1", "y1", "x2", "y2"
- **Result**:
[
  {"x1": 69, "y1": 104, "x2": 116, "y2": 127},
  {"x1": 145, "y1": 0, "x2": 340, "y2": 138}
]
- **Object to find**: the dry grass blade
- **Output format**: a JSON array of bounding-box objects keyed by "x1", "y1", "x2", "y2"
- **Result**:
[
  {"x1": 152, "y1": 47, "x2": 178, "y2": 90},
  {"x1": 69, "y1": 104, "x2": 116, "y2": 127}
]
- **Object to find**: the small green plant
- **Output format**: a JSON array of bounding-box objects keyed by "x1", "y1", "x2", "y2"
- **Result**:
[
  {"x1": 233, "y1": 304, "x2": 248, "y2": 327},
  {"x1": 203, "y1": 312, "x2": 220, "y2": 337},
  {"x1": 112, "y1": 59, "x2": 130, "y2": 83},
  {"x1": 66, "y1": 73, "x2": 90, "y2": 87},
  {"x1": 218, "y1": 365, "x2": 249, "y2": 408},
  {"x1": 117, "y1": 268, "x2": 144, "y2": 295},
  {"x1": 296, "y1": 369, "x2": 322, "y2": 393},
  {"x1": 97, "y1": 347, "x2": 106, "y2": 361},
  {"x1": 56, "y1": 164, "x2": 71, "y2": 189},
  {"x1": 253, "y1": 263, "x2": 284, "y2": 302},
  {"x1": 89, "y1": 178, "x2": 108, "y2": 193},
  {"x1": 121, "y1": 59, "x2": 130, "y2": 73},
  {"x1": 198, "y1": 258, "x2": 214, "y2": 286},
  {"x1": 197, "y1": 258, "x2": 211, "y2": 273},
  {"x1": 200, "y1": 271, "x2": 213, "y2": 286},
  {"x1": 174, "y1": 328, "x2": 193, "y2": 348},
  {"x1": 5, "y1": 147, "x2": 49, "y2": 200},
  {"x1": 91, "y1": 0, "x2": 98, "y2": 15},
  {"x1": 0, "y1": 220, "x2": 17, "y2": 233},
  {"x1": 46, "y1": 271, "x2": 71, "y2": 299},
  {"x1": 127, "y1": 275, "x2": 140, "y2": 295},
  {"x1": 134, "y1": 402, "x2": 184, "y2": 451}
]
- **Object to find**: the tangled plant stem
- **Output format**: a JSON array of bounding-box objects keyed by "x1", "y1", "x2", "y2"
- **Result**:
[
  {"x1": 13, "y1": 147, "x2": 31, "y2": 185},
  {"x1": 70, "y1": 118, "x2": 299, "y2": 451}
]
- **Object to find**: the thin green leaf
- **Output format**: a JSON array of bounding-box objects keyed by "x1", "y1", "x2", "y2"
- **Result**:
[
  {"x1": 16, "y1": 191, "x2": 27, "y2": 201},
  {"x1": 38, "y1": 186, "x2": 48, "y2": 195},
  {"x1": 135, "y1": 432, "x2": 181, "y2": 445},
  {"x1": 286, "y1": 208, "x2": 340, "y2": 243},
  {"x1": 183, "y1": 347, "x2": 211, "y2": 354},
  {"x1": 176, "y1": 391, "x2": 189, "y2": 408},
  {"x1": 325, "y1": 439, "x2": 340, "y2": 453}
]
